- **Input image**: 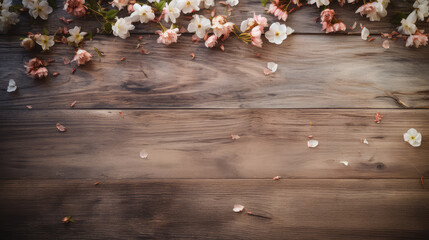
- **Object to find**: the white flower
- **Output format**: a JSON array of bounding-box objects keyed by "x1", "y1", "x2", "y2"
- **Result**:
[
  {"x1": 361, "y1": 27, "x2": 370, "y2": 40},
  {"x1": 22, "y1": 0, "x2": 36, "y2": 9},
  {"x1": 35, "y1": 34, "x2": 54, "y2": 50},
  {"x1": 403, "y1": 128, "x2": 422, "y2": 147},
  {"x1": 308, "y1": 0, "x2": 330, "y2": 8},
  {"x1": 163, "y1": 1, "x2": 181, "y2": 23},
  {"x1": 187, "y1": 14, "x2": 211, "y2": 38},
  {"x1": 1, "y1": 0, "x2": 12, "y2": 10},
  {"x1": 67, "y1": 26, "x2": 87, "y2": 45},
  {"x1": 0, "y1": 9, "x2": 19, "y2": 32},
  {"x1": 398, "y1": 10, "x2": 417, "y2": 35},
  {"x1": 226, "y1": 0, "x2": 239, "y2": 6},
  {"x1": 112, "y1": 17, "x2": 135, "y2": 39},
  {"x1": 7, "y1": 79, "x2": 17, "y2": 92},
  {"x1": 202, "y1": 0, "x2": 214, "y2": 8},
  {"x1": 111, "y1": 0, "x2": 128, "y2": 10},
  {"x1": 130, "y1": 3, "x2": 155, "y2": 23},
  {"x1": 176, "y1": 0, "x2": 200, "y2": 14},
  {"x1": 267, "y1": 62, "x2": 278, "y2": 72},
  {"x1": 28, "y1": 0, "x2": 53, "y2": 20},
  {"x1": 413, "y1": 0, "x2": 429, "y2": 21},
  {"x1": 265, "y1": 22, "x2": 294, "y2": 44}
]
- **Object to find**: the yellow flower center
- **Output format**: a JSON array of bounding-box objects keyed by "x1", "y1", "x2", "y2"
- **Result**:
[
  {"x1": 197, "y1": 24, "x2": 202, "y2": 28},
  {"x1": 411, "y1": 136, "x2": 415, "y2": 140},
  {"x1": 275, "y1": 31, "x2": 280, "y2": 36},
  {"x1": 187, "y1": 1, "x2": 191, "y2": 5}
]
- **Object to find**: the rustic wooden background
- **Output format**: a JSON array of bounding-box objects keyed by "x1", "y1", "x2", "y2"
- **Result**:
[{"x1": 1, "y1": 0, "x2": 428, "y2": 239}]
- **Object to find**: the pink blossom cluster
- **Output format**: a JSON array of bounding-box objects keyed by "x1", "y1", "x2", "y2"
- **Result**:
[
  {"x1": 72, "y1": 49, "x2": 92, "y2": 66},
  {"x1": 25, "y1": 58, "x2": 48, "y2": 79},
  {"x1": 267, "y1": 0, "x2": 288, "y2": 21},
  {"x1": 156, "y1": 27, "x2": 181, "y2": 46},
  {"x1": 320, "y1": 9, "x2": 346, "y2": 33},
  {"x1": 245, "y1": 14, "x2": 268, "y2": 48},
  {"x1": 406, "y1": 31, "x2": 428, "y2": 48},
  {"x1": 64, "y1": 0, "x2": 86, "y2": 17},
  {"x1": 205, "y1": 15, "x2": 234, "y2": 48}
]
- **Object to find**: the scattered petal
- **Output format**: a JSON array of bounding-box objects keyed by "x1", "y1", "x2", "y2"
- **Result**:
[
  {"x1": 7, "y1": 79, "x2": 17, "y2": 92},
  {"x1": 70, "y1": 100, "x2": 77, "y2": 108},
  {"x1": 190, "y1": 53, "x2": 195, "y2": 59},
  {"x1": 94, "y1": 182, "x2": 100, "y2": 186},
  {"x1": 120, "y1": 57, "x2": 126, "y2": 61},
  {"x1": 140, "y1": 150, "x2": 149, "y2": 159},
  {"x1": 52, "y1": 72, "x2": 60, "y2": 77},
  {"x1": 233, "y1": 204, "x2": 244, "y2": 213},
  {"x1": 382, "y1": 40, "x2": 390, "y2": 49},
  {"x1": 273, "y1": 176, "x2": 281, "y2": 180},
  {"x1": 56, "y1": 123, "x2": 67, "y2": 132},
  {"x1": 26, "y1": 105, "x2": 33, "y2": 109},
  {"x1": 220, "y1": 44, "x2": 225, "y2": 51},
  {"x1": 63, "y1": 57, "x2": 70, "y2": 65},
  {"x1": 350, "y1": 21, "x2": 357, "y2": 30},
  {"x1": 231, "y1": 134, "x2": 240, "y2": 140},
  {"x1": 363, "y1": 138, "x2": 369, "y2": 144},
  {"x1": 374, "y1": 112, "x2": 383, "y2": 123},
  {"x1": 340, "y1": 161, "x2": 349, "y2": 166},
  {"x1": 264, "y1": 69, "x2": 272, "y2": 75},
  {"x1": 267, "y1": 62, "x2": 278, "y2": 73},
  {"x1": 62, "y1": 216, "x2": 73, "y2": 223},
  {"x1": 307, "y1": 139, "x2": 319, "y2": 148},
  {"x1": 361, "y1": 27, "x2": 370, "y2": 40},
  {"x1": 119, "y1": 111, "x2": 124, "y2": 118}
]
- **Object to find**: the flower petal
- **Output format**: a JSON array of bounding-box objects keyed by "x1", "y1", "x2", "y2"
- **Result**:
[
  {"x1": 233, "y1": 204, "x2": 244, "y2": 212},
  {"x1": 307, "y1": 139, "x2": 319, "y2": 148}
]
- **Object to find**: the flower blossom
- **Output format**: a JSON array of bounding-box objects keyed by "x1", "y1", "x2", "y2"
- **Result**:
[
  {"x1": 187, "y1": 14, "x2": 211, "y2": 38},
  {"x1": 0, "y1": 8, "x2": 19, "y2": 32},
  {"x1": 111, "y1": 0, "x2": 129, "y2": 10},
  {"x1": 176, "y1": 0, "x2": 200, "y2": 14},
  {"x1": 265, "y1": 22, "x2": 294, "y2": 44},
  {"x1": 64, "y1": 0, "x2": 86, "y2": 17},
  {"x1": 112, "y1": 17, "x2": 135, "y2": 39},
  {"x1": 156, "y1": 25, "x2": 181, "y2": 45},
  {"x1": 413, "y1": 0, "x2": 429, "y2": 21},
  {"x1": 21, "y1": 37, "x2": 35, "y2": 50},
  {"x1": 67, "y1": 26, "x2": 87, "y2": 45},
  {"x1": 405, "y1": 31, "x2": 428, "y2": 48},
  {"x1": 202, "y1": 0, "x2": 214, "y2": 8},
  {"x1": 35, "y1": 34, "x2": 55, "y2": 50},
  {"x1": 398, "y1": 10, "x2": 417, "y2": 35},
  {"x1": 28, "y1": 0, "x2": 53, "y2": 20},
  {"x1": 355, "y1": 2, "x2": 387, "y2": 21},
  {"x1": 403, "y1": 128, "x2": 422, "y2": 147},
  {"x1": 130, "y1": 3, "x2": 155, "y2": 23},
  {"x1": 163, "y1": 1, "x2": 181, "y2": 23},
  {"x1": 211, "y1": 15, "x2": 234, "y2": 39},
  {"x1": 267, "y1": 1, "x2": 288, "y2": 21},
  {"x1": 25, "y1": 57, "x2": 48, "y2": 79},
  {"x1": 251, "y1": 27, "x2": 263, "y2": 47},
  {"x1": 205, "y1": 35, "x2": 217, "y2": 48},
  {"x1": 320, "y1": 9, "x2": 346, "y2": 33},
  {"x1": 226, "y1": 0, "x2": 239, "y2": 6},
  {"x1": 308, "y1": 0, "x2": 330, "y2": 8},
  {"x1": 72, "y1": 49, "x2": 92, "y2": 66}
]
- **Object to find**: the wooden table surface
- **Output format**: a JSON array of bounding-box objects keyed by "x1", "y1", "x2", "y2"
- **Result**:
[{"x1": 1, "y1": 0, "x2": 428, "y2": 239}]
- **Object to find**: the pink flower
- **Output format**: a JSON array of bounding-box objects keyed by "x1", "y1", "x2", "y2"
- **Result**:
[
  {"x1": 211, "y1": 15, "x2": 234, "y2": 39},
  {"x1": 406, "y1": 32, "x2": 428, "y2": 48},
  {"x1": 268, "y1": 3, "x2": 288, "y2": 21},
  {"x1": 64, "y1": 0, "x2": 86, "y2": 17},
  {"x1": 156, "y1": 26, "x2": 180, "y2": 45},
  {"x1": 127, "y1": 4, "x2": 135, "y2": 13},
  {"x1": 251, "y1": 27, "x2": 263, "y2": 48},
  {"x1": 355, "y1": 3, "x2": 376, "y2": 16},
  {"x1": 25, "y1": 57, "x2": 48, "y2": 79},
  {"x1": 320, "y1": 9, "x2": 335, "y2": 23},
  {"x1": 253, "y1": 13, "x2": 268, "y2": 29},
  {"x1": 333, "y1": 22, "x2": 346, "y2": 32},
  {"x1": 205, "y1": 35, "x2": 217, "y2": 48},
  {"x1": 72, "y1": 49, "x2": 92, "y2": 66}
]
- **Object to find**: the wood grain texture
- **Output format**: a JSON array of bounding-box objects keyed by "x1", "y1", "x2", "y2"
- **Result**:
[
  {"x1": 4, "y1": 0, "x2": 428, "y2": 35},
  {"x1": 0, "y1": 179, "x2": 428, "y2": 239},
  {"x1": 0, "y1": 109, "x2": 428, "y2": 179},
  {"x1": 1, "y1": 34, "x2": 429, "y2": 109}
]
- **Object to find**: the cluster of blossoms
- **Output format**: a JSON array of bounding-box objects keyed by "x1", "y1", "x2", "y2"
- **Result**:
[
  {"x1": 64, "y1": 0, "x2": 86, "y2": 17},
  {"x1": 0, "y1": 0, "x2": 19, "y2": 32},
  {"x1": 25, "y1": 57, "x2": 49, "y2": 79},
  {"x1": 355, "y1": 0, "x2": 389, "y2": 21},
  {"x1": 21, "y1": 32, "x2": 54, "y2": 51},
  {"x1": 320, "y1": 9, "x2": 346, "y2": 33},
  {"x1": 398, "y1": 0, "x2": 428, "y2": 48},
  {"x1": 23, "y1": 0, "x2": 53, "y2": 20}
]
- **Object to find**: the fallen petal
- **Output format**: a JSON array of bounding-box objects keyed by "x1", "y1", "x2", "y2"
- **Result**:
[
  {"x1": 382, "y1": 40, "x2": 390, "y2": 49},
  {"x1": 140, "y1": 150, "x2": 149, "y2": 159},
  {"x1": 7, "y1": 79, "x2": 17, "y2": 92},
  {"x1": 340, "y1": 161, "x2": 349, "y2": 166},
  {"x1": 233, "y1": 204, "x2": 244, "y2": 213},
  {"x1": 273, "y1": 176, "x2": 281, "y2": 180},
  {"x1": 307, "y1": 139, "x2": 319, "y2": 148},
  {"x1": 363, "y1": 139, "x2": 369, "y2": 144},
  {"x1": 56, "y1": 123, "x2": 67, "y2": 132},
  {"x1": 231, "y1": 134, "x2": 240, "y2": 140},
  {"x1": 264, "y1": 69, "x2": 272, "y2": 76},
  {"x1": 267, "y1": 62, "x2": 278, "y2": 72}
]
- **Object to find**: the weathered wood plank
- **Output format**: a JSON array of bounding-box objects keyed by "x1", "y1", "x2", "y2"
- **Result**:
[
  {"x1": 0, "y1": 179, "x2": 428, "y2": 239},
  {"x1": 4, "y1": 0, "x2": 427, "y2": 35},
  {"x1": 1, "y1": 34, "x2": 428, "y2": 109},
  {"x1": 0, "y1": 109, "x2": 428, "y2": 179}
]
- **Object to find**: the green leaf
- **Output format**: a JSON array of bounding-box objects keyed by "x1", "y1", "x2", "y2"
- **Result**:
[
  {"x1": 105, "y1": 9, "x2": 118, "y2": 20},
  {"x1": 94, "y1": 47, "x2": 102, "y2": 60},
  {"x1": 102, "y1": 22, "x2": 112, "y2": 33},
  {"x1": 87, "y1": 30, "x2": 93, "y2": 40},
  {"x1": 261, "y1": 0, "x2": 268, "y2": 7},
  {"x1": 390, "y1": 12, "x2": 409, "y2": 25},
  {"x1": 47, "y1": 0, "x2": 57, "y2": 9},
  {"x1": 43, "y1": 28, "x2": 48, "y2": 35},
  {"x1": 153, "y1": 1, "x2": 166, "y2": 12}
]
